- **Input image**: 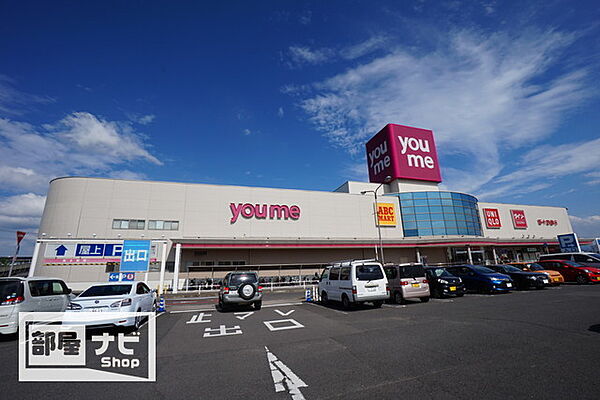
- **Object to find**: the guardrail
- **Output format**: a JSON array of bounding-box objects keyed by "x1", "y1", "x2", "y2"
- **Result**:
[{"x1": 170, "y1": 279, "x2": 320, "y2": 294}]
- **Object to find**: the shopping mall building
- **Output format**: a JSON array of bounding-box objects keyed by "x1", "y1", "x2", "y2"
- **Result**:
[{"x1": 31, "y1": 124, "x2": 576, "y2": 290}]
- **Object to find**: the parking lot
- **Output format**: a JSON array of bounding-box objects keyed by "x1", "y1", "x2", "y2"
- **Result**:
[{"x1": 1, "y1": 284, "x2": 600, "y2": 399}]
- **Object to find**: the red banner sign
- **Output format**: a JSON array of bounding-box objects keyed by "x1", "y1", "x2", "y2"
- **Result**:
[
  {"x1": 16, "y1": 231, "x2": 26, "y2": 245},
  {"x1": 483, "y1": 208, "x2": 501, "y2": 229}
]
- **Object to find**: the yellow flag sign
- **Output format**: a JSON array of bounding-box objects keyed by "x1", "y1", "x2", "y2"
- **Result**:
[{"x1": 377, "y1": 203, "x2": 396, "y2": 226}]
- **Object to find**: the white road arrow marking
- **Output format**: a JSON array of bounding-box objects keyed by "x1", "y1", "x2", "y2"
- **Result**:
[
  {"x1": 234, "y1": 311, "x2": 254, "y2": 320},
  {"x1": 265, "y1": 346, "x2": 307, "y2": 400},
  {"x1": 274, "y1": 309, "x2": 295, "y2": 316},
  {"x1": 186, "y1": 312, "x2": 212, "y2": 324}
]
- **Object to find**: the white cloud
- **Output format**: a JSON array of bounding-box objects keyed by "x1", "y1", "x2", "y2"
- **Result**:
[
  {"x1": 0, "y1": 75, "x2": 54, "y2": 116},
  {"x1": 130, "y1": 114, "x2": 155, "y2": 125},
  {"x1": 570, "y1": 215, "x2": 600, "y2": 238},
  {"x1": 299, "y1": 10, "x2": 312, "y2": 25},
  {"x1": 243, "y1": 128, "x2": 252, "y2": 135},
  {"x1": 585, "y1": 171, "x2": 600, "y2": 185},
  {"x1": 0, "y1": 193, "x2": 45, "y2": 217},
  {"x1": 294, "y1": 29, "x2": 591, "y2": 194},
  {"x1": 277, "y1": 107, "x2": 284, "y2": 117},
  {"x1": 340, "y1": 36, "x2": 389, "y2": 60},
  {"x1": 288, "y1": 46, "x2": 334, "y2": 66}
]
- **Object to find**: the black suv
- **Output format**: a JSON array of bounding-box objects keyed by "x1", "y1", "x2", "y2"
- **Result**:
[
  {"x1": 425, "y1": 266, "x2": 466, "y2": 298},
  {"x1": 218, "y1": 272, "x2": 262, "y2": 310}
]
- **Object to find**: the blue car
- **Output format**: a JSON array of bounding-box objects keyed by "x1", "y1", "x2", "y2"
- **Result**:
[{"x1": 445, "y1": 265, "x2": 514, "y2": 293}]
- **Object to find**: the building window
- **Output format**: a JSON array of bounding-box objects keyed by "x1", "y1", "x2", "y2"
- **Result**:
[
  {"x1": 148, "y1": 220, "x2": 180, "y2": 230},
  {"x1": 112, "y1": 219, "x2": 145, "y2": 230},
  {"x1": 394, "y1": 191, "x2": 482, "y2": 238}
]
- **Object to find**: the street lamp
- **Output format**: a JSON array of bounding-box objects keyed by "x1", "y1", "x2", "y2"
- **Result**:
[{"x1": 361, "y1": 176, "x2": 392, "y2": 265}]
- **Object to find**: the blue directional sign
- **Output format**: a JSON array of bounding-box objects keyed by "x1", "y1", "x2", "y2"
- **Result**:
[
  {"x1": 120, "y1": 240, "x2": 151, "y2": 272},
  {"x1": 109, "y1": 272, "x2": 136, "y2": 282},
  {"x1": 557, "y1": 233, "x2": 581, "y2": 253},
  {"x1": 55, "y1": 245, "x2": 68, "y2": 256}
]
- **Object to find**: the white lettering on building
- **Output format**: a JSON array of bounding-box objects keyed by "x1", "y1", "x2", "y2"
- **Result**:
[{"x1": 398, "y1": 136, "x2": 435, "y2": 169}]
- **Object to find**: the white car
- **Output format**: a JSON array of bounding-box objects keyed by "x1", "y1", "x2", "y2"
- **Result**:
[
  {"x1": 318, "y1": 259, "x2": 389, "y2": 309},
  {"x1": 0, "y1": 277, "x2": 72, "y2": 335},
  {"x1": 66, "y1": 282, "x2": 156, "y2": 330}
]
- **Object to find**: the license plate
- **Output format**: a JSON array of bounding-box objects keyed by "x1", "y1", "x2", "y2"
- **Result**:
[
  {"x1": 412, "y1": 283, "x2": 420, "y2": 288},
  {"x1": 449, "y1": 286, "x2": 456, "y2": 291},
  {"x1": 367, "y1": 287, "x2": 376, "y2": 292},
  {"x1": 88, "y1": 308, "x2": 106, "y2": 312},
  {"x1": 506, "y1": 283, "x2": 512, "y2": 287}
]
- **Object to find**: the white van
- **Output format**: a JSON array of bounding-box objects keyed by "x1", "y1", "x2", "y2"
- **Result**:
[
  {"x1": 318, "y1": 259, "x2": 388, "y2": 309},
  {"x1": 0, "y1": 277, "x2": 72, "y2": 335}
]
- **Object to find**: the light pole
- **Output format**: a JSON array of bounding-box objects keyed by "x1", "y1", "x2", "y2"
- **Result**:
[{"x1": 361, "y1": 176, "x2": 392, "y2": 265}]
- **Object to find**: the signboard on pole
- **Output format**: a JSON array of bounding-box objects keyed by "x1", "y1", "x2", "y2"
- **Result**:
[
  {"x1": 120, "y1": 240, "x2": 151, "y2": 272},
  {"x1": 557, "y1": 233, "x2": 581, "y2": 253},
  {"x1": 109, "y1": 272, "x2": 136, "y2": 281}
]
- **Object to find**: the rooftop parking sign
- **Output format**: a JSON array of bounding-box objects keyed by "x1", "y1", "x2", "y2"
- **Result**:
[{"x1": 120, "y1": 240, "x2": 151, "y2": 272}]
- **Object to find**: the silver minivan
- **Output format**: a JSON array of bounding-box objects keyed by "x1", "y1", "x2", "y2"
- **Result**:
[
  {"x1": 383, "y1": 263, "x2": 430, "y2": 304},
  {"x1": 318, "y1": 259, "x2": 388, "y2": 309},
  {"x1": 0, "y1": 277, "x2": 71, "y2": 335}
]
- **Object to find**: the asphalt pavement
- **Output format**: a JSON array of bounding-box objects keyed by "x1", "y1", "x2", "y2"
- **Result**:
[{"x1": 1, "y1": 284, "x2": 600, "y2": 399}]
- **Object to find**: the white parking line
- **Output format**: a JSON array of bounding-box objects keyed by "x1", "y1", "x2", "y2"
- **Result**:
[{"x1": 306, "y1": 301, "x2": 348, "y2": 314}]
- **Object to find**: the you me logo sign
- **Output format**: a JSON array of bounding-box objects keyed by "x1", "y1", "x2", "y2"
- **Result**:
[{"x1": 365, "y1": 124, "x2": 442, "y2": 183}]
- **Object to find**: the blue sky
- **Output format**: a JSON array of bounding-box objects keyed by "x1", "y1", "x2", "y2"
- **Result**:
[{"x1": 0, "y1": 0, "x2": 599, "y2": 255}]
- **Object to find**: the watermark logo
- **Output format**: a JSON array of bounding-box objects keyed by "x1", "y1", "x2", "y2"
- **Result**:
[{"x1": 19, "y1": 312, "x2": 155, "y2": 381}]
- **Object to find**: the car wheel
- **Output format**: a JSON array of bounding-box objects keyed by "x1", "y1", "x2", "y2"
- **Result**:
[
  {"x1": 576, "y1": 275, "x2": 588, "y2": 285},
  {"x1": 341, "y1": 294, "x2": 351, "y2": 310},
  {"x1": 420, "y1": 297, "x2": 430, "y2": 303},
  {"x1": 254, "y1": 301, "x2": 262, "y2": 310},
  {"x1": 434, "y1": 288, "x2": 444, "y2": 298},
  {"x1": 456, "y1": 293, "x2": 464, "y2": 297},
  {"x1": 321, "y1": 291, "x2": 329, "y2": 305},
  {"x1": 373, "y1": 300, "x2": 383, "y2": 308},
  {"x1": 134, "y1": 310, "x2": 143, "y2": 330},
  {"x1": 394, "y1": 291, "x2": 406, "y2": 305},
  {"x1": 218, "y1": 298, "x2": 227, "y2": 311}
]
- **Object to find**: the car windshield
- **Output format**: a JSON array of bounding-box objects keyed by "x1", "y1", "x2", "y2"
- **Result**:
[
  {"x1": 229, "y1": 274, "x2": 258, "y2": 286},
  {"x1": 500, "y1": 265, "x2": 523, "y2": 273},
  {"x1": 79, "y1": 284, "x2": 132, "y2": 297},
  {"x1": 564, "y1": 261, "x2": 586, "y2": 268},
  {"x1": 398, "y1": 265, "x2": 426, "y2": 278},
  {"x1": 428, "y1": 268, "x2": 453, "y2": 277},
  {"x1": 527, "y1": 263, "x2": 544, "y2": 271},
  {"x1": 355, "y1": 264, "x2": 384, "y2": 281},
  {"x1": 472, "y1": 266, "x2": 494, "y2": 274},
  {"x1": 0, "y1": 280, "x2": 23, "y2": 302}
]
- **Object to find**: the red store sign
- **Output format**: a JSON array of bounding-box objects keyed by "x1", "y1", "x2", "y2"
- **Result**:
[
  {"x1": 537, "y1": 219, "x2": 558, "y2": 226},
  {"x1": 483, "y1": 208, "x2": 501, "y2": 229},
  {"x1": 510, "y1": 209, "x2": 528, "y2": 229}
]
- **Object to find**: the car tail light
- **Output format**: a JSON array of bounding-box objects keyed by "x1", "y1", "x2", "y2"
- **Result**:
[
  {"x1": 400, "y1": 281, "x2": 408, "y2": 286},
  {"x1": 423, "y1": 279, "x2": 429, "y2": 284},
  {"x1": 223, "y1": 287, "x2": 230, "y2": 294},
  {"x1": 385, "y1": 285, "x2": 390, "y2": 293},
  {"x1": 352, "y1": 286, "x2": 357, "y2": 295},
  {"x1": 112, "y1": 298, "x2": 132, "y2": 308},
  {"x1": 258, "y1": 286, "x2": 263, "y2": 293},
  {"x1": 1, "y1": 295, "x2": 24, "y2": 305}
]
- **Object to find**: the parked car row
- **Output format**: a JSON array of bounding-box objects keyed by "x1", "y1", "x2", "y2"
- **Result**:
[
  {"x1": 316, "y1": 253, "x2": 600, "y2": 310},
  {"x1": 0, "y1": 277, "x2": 157, "y2": 335}
]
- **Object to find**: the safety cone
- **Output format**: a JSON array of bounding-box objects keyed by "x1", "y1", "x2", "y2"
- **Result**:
[{"x1": 157, "y1": 296, "x2": 166, "y2": 312}]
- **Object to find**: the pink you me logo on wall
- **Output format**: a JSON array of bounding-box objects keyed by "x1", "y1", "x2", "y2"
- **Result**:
[
  {"x1": 365, "y1": 124, "x2": 442, "y2": 184},
  {"x1": 230, "y1": 203, "x2": 301, "y2": 224},
  {"x1": 510, "y1": 210, "x2": 528, "y2": 229}
]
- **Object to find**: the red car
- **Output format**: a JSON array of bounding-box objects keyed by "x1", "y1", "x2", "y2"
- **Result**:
[{"x1": 537, "y1": 260, "x2": 600, "y2": 284}]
